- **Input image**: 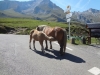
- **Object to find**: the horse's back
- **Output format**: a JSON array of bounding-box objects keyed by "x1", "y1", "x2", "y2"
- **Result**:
[
  {"x1": 43, "y1": 26, "x2": 64, "y2": 38},
  {"x1": 43, "y1": 26, "x2": 56, "y2": 37},
  {"x1": 32, "y1": 29, "x2": 50, "y2": 41}
]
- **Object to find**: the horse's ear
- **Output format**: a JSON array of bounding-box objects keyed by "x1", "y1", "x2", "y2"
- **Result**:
[
  {"x1": 36, "y1": 26, "x2": 38, "y2": 29},
  {"x1": 36, "y1": 26, "x2": 39, "y2": 30}
]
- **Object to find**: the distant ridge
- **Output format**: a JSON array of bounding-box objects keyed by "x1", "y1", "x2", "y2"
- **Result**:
[{"x1": 0, "y1": 0, "x2": 100, "y2": 23}]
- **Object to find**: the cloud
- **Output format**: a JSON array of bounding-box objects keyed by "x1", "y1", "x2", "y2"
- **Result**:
[
  {"x1": 75, "y1": 0, "x2": 83, "y2": 8},
  {"x1": 53, "y1": 0, "x2": 67, "y2": 7},
  {"x1": 80, "y1": 0, "x2": 91, "y2": 10},
  {"x1": 51, "y1": 0, "x2": 72, "y2": 10},
  {"x1": 72, "y1": 0, "x2": 91, "y2": 11}
]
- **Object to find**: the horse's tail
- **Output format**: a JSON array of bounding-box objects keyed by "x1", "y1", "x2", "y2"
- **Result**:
[
  {"x1": 29, "y1": 29, "x2": 34, "y2": 49},
  {"x1": 30, "y1": 29, "x2": 34, "y2": 38},
  {"x1": 63, "y1": 29, "x2": 67, "y2": 53}
]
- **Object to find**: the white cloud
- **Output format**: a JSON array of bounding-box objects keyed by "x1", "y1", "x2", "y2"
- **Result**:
[
  {"x1": 71, "y1": 0, "x2": 91, "y2": 11},
  {"x1": 75, "y1": 0, "x2": 83, "y2": 8},
  {"x1": 80, "y1": 0, "x2": 91, "y2": 10}
]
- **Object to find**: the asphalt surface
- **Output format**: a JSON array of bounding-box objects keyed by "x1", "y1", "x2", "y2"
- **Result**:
[{"x1": 0, "y1": 34, "x2": 100, "y2": 75}]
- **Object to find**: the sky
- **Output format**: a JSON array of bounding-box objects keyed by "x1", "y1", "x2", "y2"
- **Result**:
[{"x1": 0, "y1": 0, "x2": 100, "y2": 12}]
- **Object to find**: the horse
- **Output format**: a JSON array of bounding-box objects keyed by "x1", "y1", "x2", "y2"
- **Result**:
[
  {"x1": 36, "y1": 25, "x2": 67, "y2": 55},
  {"x1": 29, "y1": 29, "x2": 54, "y2": 54}
]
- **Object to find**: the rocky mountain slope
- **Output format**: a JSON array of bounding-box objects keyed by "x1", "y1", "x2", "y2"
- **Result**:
[
  {"x1": 0, "y1": 0, "x2": 65, "y2": 22},
  {"x1": 0, "y1": 0, "x2": 100, "y2": 23},
  {"x1": 72, "y1": 8, "x2": 100, "y2": 23}
]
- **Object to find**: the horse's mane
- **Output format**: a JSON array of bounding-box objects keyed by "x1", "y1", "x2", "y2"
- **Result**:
[{"x1": 36, "y1": 25, "x2": 47, "y2": 31}]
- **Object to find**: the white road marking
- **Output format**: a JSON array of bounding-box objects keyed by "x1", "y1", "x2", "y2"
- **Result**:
[
  {"x1": 53, "y1": 42, "x2": 73, "y2": 51},
  {"x1": 66, "y1": 47, "x2": 73, "y2": 51},
  {"x1": 88, "y1": 67, "x2": 100, "y2": 75}
]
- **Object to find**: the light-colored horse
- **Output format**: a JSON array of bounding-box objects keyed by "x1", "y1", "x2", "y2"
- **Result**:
[
  {"x1": 36, "y1": 25, "x2": 53, "y2": 48},
  {"x1": 29, "y1": 29, "x2": 54, "y2": 53},
  {"x1": 36, "y1": 25, "x2": 67, "y2": 55}
]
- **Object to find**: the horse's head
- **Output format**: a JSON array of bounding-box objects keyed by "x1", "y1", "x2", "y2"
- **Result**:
[
  {"x1": 36, "y1": 25, "x2": 47, "y2": 31},
  {"x1": 36, "y1": 26, "x2": 39, "y2": 31}
]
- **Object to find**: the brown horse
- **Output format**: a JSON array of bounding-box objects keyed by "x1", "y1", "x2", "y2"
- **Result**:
[
  {"x1": 36, "y1": 25, "x2": 67, "y2": 55},
  {"x1": 29, "y1": 29, "x2": 54, "y2": 54}
]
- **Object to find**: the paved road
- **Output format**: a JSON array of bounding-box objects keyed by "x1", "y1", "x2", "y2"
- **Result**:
[{"x1": 0, "y1": 34, "x2": 100, "y2": 75}]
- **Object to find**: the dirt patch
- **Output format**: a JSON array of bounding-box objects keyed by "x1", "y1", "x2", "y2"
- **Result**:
[
  {"x1": 15, "y1": 27, "x2": 29, "y2": 35},
  {"x1": 0, "y1": 26, "x2": 15, "y2": 34},
  {"x1": 0, "y1": 25, "x2": 31, "y2": 35}
]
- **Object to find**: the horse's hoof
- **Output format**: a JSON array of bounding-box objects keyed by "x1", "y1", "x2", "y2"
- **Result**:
[
  {"x1": 59, "y1": 54, "x2": 63, "y2": 56},
  {"x1": 33, "y1": 47, "x2": 36, "y2": 50},
  {"x1": 34, "y1": 48, "x2": 36, "y2": 50},
  {"x1": 42, "y1": 50, "x2": 45, "y2": 54},
  {"x1": 44, "y1": 52, "x2": 46, "y2": 54},
  {"x1": 45, "y1": 48, "x2": 48, "y2": 50},
  {"x1": 50, "y1": 47, "x2": 52, "y2": 49},
  {"x1": 59, "y1": 53, "x2": 64, "y2": 56}
]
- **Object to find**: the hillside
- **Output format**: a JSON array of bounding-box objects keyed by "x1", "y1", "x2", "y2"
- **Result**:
[
  {"x1": 0, "y1": 0, "x2": 65, "y2": 22},
  {"x1": 0, "y1": 0, "x2": 100, "y2": 23},
  {"x1": 0, "y1": 18, "x2": 88, "y2": 37},
  {"x1": 72, "y1": 8, "x2": 100, "y2": 23}
]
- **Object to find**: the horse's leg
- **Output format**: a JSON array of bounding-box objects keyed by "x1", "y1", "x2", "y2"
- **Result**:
[
  {"x1": 29, "y1": 35, "x2": 32, "y2": 49},
  {"x1": 45, "y1": 40, "x2": 48, "y2": 50},
  {"x1": 33, "y1": 39, "x2": 36, "y2": 50},
  {"x1": 49, "y1": 41, "x2": 52, "y2": 49},
  {"x1": 58, "y1": 41, "x2": 63, "y2": 56},
  {"x1": 39, "y1": 40, "x2": 45, "y2": 54}
]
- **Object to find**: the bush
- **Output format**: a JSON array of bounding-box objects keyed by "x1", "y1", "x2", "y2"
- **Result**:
[{"x1": 0, "y1": 26, "x2": 7, "y2": 33}]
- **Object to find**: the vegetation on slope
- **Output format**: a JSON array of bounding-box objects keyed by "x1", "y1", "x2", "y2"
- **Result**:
[{"x1": 0, "y1": 18, "x2": 88, "y2": 35}]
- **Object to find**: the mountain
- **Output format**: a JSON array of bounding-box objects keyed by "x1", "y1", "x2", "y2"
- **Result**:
[
  {"x1": 0, "y1": 0, "x2": 65, "y2": 22},
  {"x1": 72, "y1": 8, "x2": 100, "y2": 23},
  {"x1": 0, "y1": 0, "x2": 100, "y2": 23}
]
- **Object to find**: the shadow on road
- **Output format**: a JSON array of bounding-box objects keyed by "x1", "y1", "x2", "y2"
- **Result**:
[
  {"x1": 89, "y1": 44, "x2": 100, "y2": 48},
  {"x1": 31, "y1": 49, "x2": 85, "y2": 63}
]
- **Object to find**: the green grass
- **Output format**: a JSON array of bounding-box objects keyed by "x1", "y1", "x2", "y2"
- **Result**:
[
  {"x1": 0, "y1": 18, "x2": 68, "y2": 28},
  {"x1": 0, "y1": 18, "x2": 69, "y2": 35},
  {"x1": 67, "y1": 37, "x2": 98, "y2": 45},
  {"x1": 91, "y1": 37, "x2": 98, "y2": 44},
  {"x1": 0, "y1": 18, "x2": 88, "y2": 35}
]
